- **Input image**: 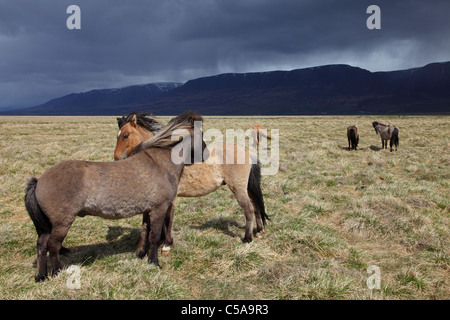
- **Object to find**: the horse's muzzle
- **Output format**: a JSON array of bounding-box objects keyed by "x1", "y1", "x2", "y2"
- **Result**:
[{"x1": 114, "y1": 154, "x2": 127, "y2": 161}]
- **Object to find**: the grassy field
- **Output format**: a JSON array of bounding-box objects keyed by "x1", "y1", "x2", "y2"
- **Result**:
[{"x1": 0, "y1": 115, "x2": 448, "y2": 300}]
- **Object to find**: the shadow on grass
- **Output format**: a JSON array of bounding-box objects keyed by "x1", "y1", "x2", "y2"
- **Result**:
[
  {"x1": 61, "y1": 226, "x2": 141, "y2": 266},
  {"x1": 338, "y1": 145, "x2": 382, "y2": 151},
  {"x1": 338, "y1": 145, "x2": 352, "y2": 151},
  {"x1": 60, "y1": 218, "x2": 246, "y2": 267},
  {"x1": 190, "y1": 217, "x2": 243, "y2": 239}
]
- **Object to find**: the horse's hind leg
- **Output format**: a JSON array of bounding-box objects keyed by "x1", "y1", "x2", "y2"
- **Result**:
[
  {"x1": 137, "y1": 213, "x2": 150, "y2": 259},
  {"x1": 35, "y1": 233, "x2": 50, "y2": 282},
  {"x1": 231, "y1": 189, "x2": 255, "y2": 243},
  {"x1": 254, "y1": 207, "x2": 264, "y2": 234},
  {"x1": 147, "y1": 203, "x2": 170, "y2": 268},
  {"x1": 47, "y1": 223, "x2": 72, "y2": 277},
  {"x1": 161, "y1": 201, "x2": 175, "y2": 256}
]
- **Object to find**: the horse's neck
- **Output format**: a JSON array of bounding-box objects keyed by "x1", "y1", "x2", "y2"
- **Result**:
[
  {"x1": 142, "y1": 148, "x2": 185, "y2": 175},
  {"x1": 138, "y1": 126, "x2": 154, "y2": 140}
]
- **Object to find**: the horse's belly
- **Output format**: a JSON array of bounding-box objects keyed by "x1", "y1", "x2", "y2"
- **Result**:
[
  {"x1": 83, "y1": 195, "x2": 152, "y2": 219},
  {"x1": 177, "y1": 163, "x2": 223, "y2": 197}
]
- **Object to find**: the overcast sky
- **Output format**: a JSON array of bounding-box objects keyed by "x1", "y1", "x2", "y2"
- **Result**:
[{"x1": 1, "y1": 0, "x2": 449, "y2": 108}]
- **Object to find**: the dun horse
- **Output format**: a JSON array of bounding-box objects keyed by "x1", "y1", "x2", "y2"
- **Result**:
[
  {"x1": 115, "y1": 113, "x2": 269, "y2": 258},
  {"x1": 372, "y1": 121, "x2": 399, "y2": 152},
  {"x1": 251, "y1": 125, "x2": 272, "y2": 151},
  {"x1": 346, "y1": 126, "x2": 359, "y2": 150},
  {"x1": 25, "y1": 111, "x2": 207, "y2": 281}
]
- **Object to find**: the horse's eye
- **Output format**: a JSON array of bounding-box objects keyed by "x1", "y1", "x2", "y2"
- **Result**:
[{"x1": 123, "y1": 134, "x2": 129, "y2": 139}]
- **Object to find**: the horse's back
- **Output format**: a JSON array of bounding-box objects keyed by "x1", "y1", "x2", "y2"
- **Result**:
[
  {"x1": 347, "y1": 126, "x2": 357, "y2": 137},
  {"x1": 34, "y1": 153, "x2": 179, "y2": 219},
  {"x1": 35, "y1": 160, "x2": 90, "y2": 218},
  {"x1": 178, "y1": 162, "x2": 224, "y2": 197},
  {"x1": 177, "y1": 142, "x2": 253, "y2": 197}
]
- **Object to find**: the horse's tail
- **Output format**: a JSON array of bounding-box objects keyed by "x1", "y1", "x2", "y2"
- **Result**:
[
  {"x1": 25, "y1": 178, "x2": 52, "y2": 236},
  {"x1": 391, "y1": 127, "x2": 399, "y2": 148},
  {"x1": 247, "y1": 161, "x2": 270, "y2": 226},
  {"x1": 258, "y1": 129, "x2": 272, "y2": 140}
]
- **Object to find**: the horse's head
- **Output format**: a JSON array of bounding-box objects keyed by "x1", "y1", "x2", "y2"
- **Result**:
[
  {"x1": 372, "y1": 121, "x2": 380, "y2": 135},
  {"x1": 131, "y1": 111, "x2": 209, "y2": 164},
  {"x1": 114, "y1": 114, "x2": 154, "y2": 161}
]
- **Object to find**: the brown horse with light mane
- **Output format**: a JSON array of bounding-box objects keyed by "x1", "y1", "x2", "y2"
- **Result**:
[
  {"x1": 25, "y1": 111, "x2": 207, "y2": 281},
  {"x1": 114, "y1": 113, "x2": 269, "y2": 258}
]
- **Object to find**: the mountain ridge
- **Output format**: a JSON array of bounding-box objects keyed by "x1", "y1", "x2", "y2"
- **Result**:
[{"x1": 3, "y1": 62, "x2": 450, "y2": 115}]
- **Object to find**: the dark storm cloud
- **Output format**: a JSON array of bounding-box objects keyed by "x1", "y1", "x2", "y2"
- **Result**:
[{"x1": 1, "y1": 0, "x2": 449, "y2": 108}]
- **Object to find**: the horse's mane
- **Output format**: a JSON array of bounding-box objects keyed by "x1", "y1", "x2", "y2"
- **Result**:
[
  {"x1": 132, "y1": 111, "x2": 203, "y2": 154},
  {"x1": 118, "y1": 112, "x2": 163, "y2": 133},
  {"x1": 372, "y1": 121, "x2": 388, "y2": 128}
]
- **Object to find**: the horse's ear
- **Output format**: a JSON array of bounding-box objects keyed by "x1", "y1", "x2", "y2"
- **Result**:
[
  {"x1": 130, "y1": 114, "x2": 137, "y2": 127},
  {"x1": 117, "y1": 117, "x2": 125, "y2": 129}
]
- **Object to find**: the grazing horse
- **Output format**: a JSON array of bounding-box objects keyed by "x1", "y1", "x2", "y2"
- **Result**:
[
  {"x1": 25, "y1": 111, "x2": 207, "y2": 281},
  {"x1": 251, "y1": 125, "x2": 272, "y2": 151},
  {"x1": 372, "y1": 121, "x2": 399, "y2": 152},
  {"x1": 347, "y1": 126, "x2": 359, "y2": 150},
  {"x1": 114, "y1": 113, "x2": 269, "y2": 258}
]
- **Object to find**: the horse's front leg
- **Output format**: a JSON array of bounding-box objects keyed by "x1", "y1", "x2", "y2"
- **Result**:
[{"x1": 136, "y1": 212, "x2": 150, "y2": 259}]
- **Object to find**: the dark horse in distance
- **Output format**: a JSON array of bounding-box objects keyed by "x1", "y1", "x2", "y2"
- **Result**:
[
  {"x1": 372, "y1": 121, "x2": 399, "y2": 152},
  {"x1": 347, "y1": 126, "x2": 359, "y2": 150}
]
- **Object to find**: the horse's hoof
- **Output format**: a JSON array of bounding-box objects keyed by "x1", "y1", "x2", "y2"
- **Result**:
[
  {"x1": 35, "y1": 273, "x2": 48, "y2": 282},
  {"x1": 136, "y1": 250, "x2": 146, "y2": 259},
  {"x1": 242, "y1": 237, "x2": 253, "y2": 243},
  {"x1": 51, "y1": 267, "x2": 62, "y2": 277},
  {"x1": 148, "y1": 260, "x2": 162, "y2": 269}
]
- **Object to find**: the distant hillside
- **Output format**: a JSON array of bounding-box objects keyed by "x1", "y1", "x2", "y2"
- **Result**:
[
  {"x1": 4, "y1": 62, "x2": 450, "y2": 115},
  {"x1": 5, "y1": 82, "x2": 182, "y2": 116}
]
